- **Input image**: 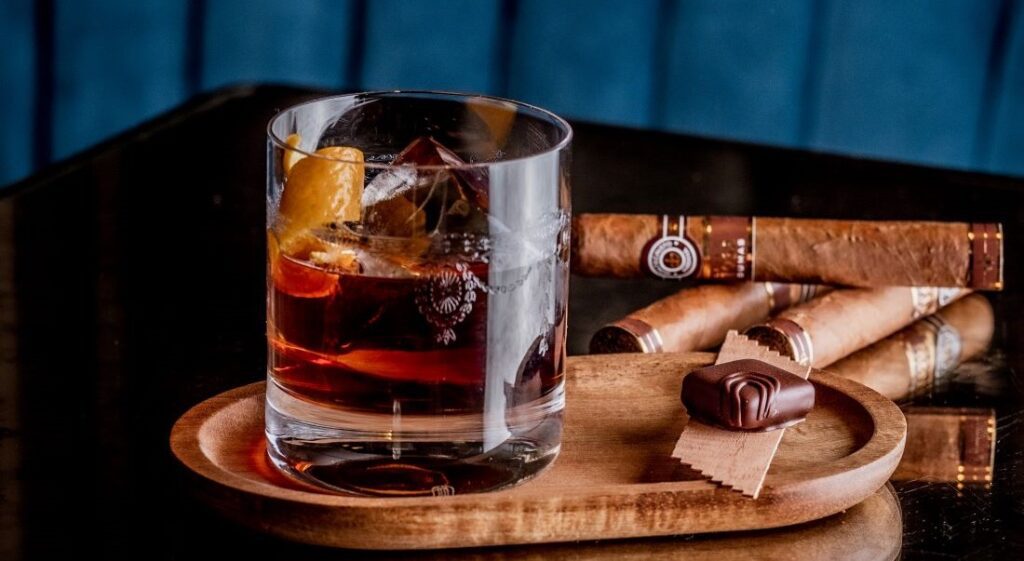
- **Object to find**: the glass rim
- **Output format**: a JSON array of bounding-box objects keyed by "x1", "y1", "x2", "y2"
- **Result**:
[{"x1": 266, "y1": 90, "x2": 573, "y2": 171}]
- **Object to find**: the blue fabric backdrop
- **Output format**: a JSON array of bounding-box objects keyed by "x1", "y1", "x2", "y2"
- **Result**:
[{"x1": 1, "y1": 0, "x2": 1022, "y2": 185}]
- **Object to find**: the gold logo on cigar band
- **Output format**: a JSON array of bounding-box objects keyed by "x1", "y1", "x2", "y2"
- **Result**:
[{"x1": 642, "y1": 215, "x2": 700, "y2": 279}]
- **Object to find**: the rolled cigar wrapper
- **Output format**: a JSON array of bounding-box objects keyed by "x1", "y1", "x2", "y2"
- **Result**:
[
  {"x1": 572, "y1": 214, "x2": 1003, "y2": 290},
  {"x1": 590, "y1": 282, "x2": 827, "y2": 353},
  {"x1": 744, "y1": 286, "x2": 970, "y2": 368},
  {"x1": 828, "y1": 294, "x2": 994, "y2": 401},
  {"x1": 892, "y1": 407, "x2": 995, "y2": 484}
]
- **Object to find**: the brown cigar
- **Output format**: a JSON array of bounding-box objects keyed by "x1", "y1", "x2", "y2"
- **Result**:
[
  {"x1": 590, "y1": 283, "x2": 827, "y2": 353},
  {"x1": 828, "y1": 295, "x2": 994, "y2": 401},
  {"x1": 892, "y1": 407, "x2": 995, "y2": 484},
  {"x1": 572, "y1": 214, "x2": 1003, "y2": 290},
  {"x1": 744, "y1": 287, "x2": 969, "y2": 367}
]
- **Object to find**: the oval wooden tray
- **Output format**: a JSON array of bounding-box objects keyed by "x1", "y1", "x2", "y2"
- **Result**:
[
  {"x1": 279, "y1": 483, "x2": 901, "y2": 560},
  {"x1": 170, "y1": 352, "x2": 906, "y2": 550}
]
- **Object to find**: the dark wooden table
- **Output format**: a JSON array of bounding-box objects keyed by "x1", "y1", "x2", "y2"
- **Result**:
[{"x1": 2, "y1": 86, "x2": 1023, "y2": 560}]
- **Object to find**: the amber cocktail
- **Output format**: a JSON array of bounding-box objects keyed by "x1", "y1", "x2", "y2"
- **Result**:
[{"x1": 265, "y1": 93, "x2": 571, "y2": 496}]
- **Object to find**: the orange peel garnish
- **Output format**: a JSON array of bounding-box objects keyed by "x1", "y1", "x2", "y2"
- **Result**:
[
  {"x1": 269, "y1": 231, "x2": 339, "y2": 298},
  {"x1": 277, "y1": 146, "x2": 364, "y2": 248},
  {"x1": 282, "y1": 133, "x2": 306, "y2": 176}
]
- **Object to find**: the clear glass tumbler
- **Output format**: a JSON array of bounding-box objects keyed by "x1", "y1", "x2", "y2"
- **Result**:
[{"x1": 265, "y1": 92, "x2": 572, "y2": 496}]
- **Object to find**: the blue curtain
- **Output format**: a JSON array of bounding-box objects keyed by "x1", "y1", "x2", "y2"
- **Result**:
[{"x1": 2, "y1": 0, "x2": 1022, "y2": 185}]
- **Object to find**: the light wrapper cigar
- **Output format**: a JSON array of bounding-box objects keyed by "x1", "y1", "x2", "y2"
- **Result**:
[
  {"x1": 589, "y1": 283, "x2": 828, "y2": 353},
  {"x1": 892, "y1": 407, "x2": 995, "y2": 484},
  {"x1": 572, "y1": 214, "x2": 1003, "y2": 290},
  {"x1": 828, "y1": 295, "x2": 994, "y2": 401},
  {"x1": 744, "y1": 287, "x2": 969, "y2": 367}
]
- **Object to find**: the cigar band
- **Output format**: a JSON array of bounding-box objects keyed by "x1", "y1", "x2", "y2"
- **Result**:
[
  {"x1": 771, "y1": 319, "x2": 813, "y2": 366},
  {"x1": 902, "y1": 314, "x2": 963, "y2": 396},
  {"x1": 968, "y1": 223, "x2": 1003, "y2": 290},
  {"x1": 611, "y1": 317, "x2": 665, "y2": 353},
  {"x1": 640, "y1": 215, "x2": 701, "y2": 279},
  {"x1": 910, "y1": 287, "x2": 963, "y2": 319},
  {"x1": 763, "y1": 318, "x2": 814, "y2": 366},
  {"x1": 954, "y1": 409, "x2": 995, "y2": 485},
  {"x1": 698, "y1": 216, "x2": 753, "y2": 280},
  {"x1": 641, "y1": 216, "x2": 753, "y2": 280},
  {"x1": 765, "y1": 283, "x2": 782, "y2": 311},
  {"x1": 957, "y1": 410, "x2": 996, "y2": 483},
  {"x1": 765, "y1": 283, "x2": 821, "y2": 313}
]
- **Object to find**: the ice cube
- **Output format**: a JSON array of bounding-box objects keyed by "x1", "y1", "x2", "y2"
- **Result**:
[
  {"x1": 355, "y1": 249, "x2": 419, "y2": 278},
  {"x1": 394, "y1": 137, "x2": 489, "y2": 211},
  {"x1": 308, "y1": 244, "x2": 360, "y2": 274},
  {"x1": 362, "y1": 165, "x2": 417, "y2": 208},
  {"x1": 362, "y1": 166, "x2": 429, "y2": 237},
  {"x1": 360, "y1": 137, "x2": 493, "y2": 239},
  {"x1": 305, "y1": 236, "x2": 426, "y2": 279}
]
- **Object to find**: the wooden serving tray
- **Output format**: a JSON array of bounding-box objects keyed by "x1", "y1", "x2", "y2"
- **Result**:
[
  {"x1": 281, "y1": 484, "x2": 901, "y2": 560},
  {"x1": 170, "y1": 353, "x2": 906, "y2": 550}
]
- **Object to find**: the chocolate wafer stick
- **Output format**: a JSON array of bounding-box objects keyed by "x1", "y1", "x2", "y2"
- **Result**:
[
  {"x1": 590, "y1": 283, "x2": 828, "y2": 353},
  {"x1": 828, "y1": 294, "x2": 994, "y2": 401},
  {"x1": 744, "y1": 287, "x2": 969, "y2": 368},
  {"x1": 572, "y1": 214, "x2": 1003, "y2": 290}
]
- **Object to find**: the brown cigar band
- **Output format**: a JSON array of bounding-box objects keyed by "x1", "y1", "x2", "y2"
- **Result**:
[
  {"x1": 590, "y1": 317, "x2": 664, "y2": 354},
  {"x1": 901, "y1": 314, "x2": 964, "y2": 396},
  {"x1": 744, "y1": 318, "x2": 814, "y2": 366},
  {"x1": 969, "y1": 223, "x2": 1003, "y2": 290},
  {"x1": 766, "y1": 283, "x2": 828, "y2": 314},
  {"x1": 910, "y1": 287, "x2": 969, "y2": 319},
  {"x1": 893, "y1": 407, "x2": 995, "y2": 484},
  {"x1": 701, "y1": 216, "x2": 754, "y2": 280},
  {"x1": 640, "y1": 215, "x2": 752, "y2": 281}
]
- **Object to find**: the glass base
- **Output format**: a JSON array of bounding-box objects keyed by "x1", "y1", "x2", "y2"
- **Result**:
[{"x1": 264, "y1": 383, "x2": 564, "y2": 497}]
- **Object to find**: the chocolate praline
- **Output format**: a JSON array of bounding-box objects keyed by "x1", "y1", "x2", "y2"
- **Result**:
[{"x1": 681, "y1": 359, "x2": 815, "y2": 431}]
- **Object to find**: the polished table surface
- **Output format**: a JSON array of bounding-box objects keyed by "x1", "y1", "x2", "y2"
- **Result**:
[{"x1": 2, "y1": 86, "x2": 1023, "y2": 560}]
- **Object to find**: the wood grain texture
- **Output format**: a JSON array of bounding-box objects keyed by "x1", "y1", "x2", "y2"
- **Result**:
[
  {"x1": 672, "y1": 332, "x2": 812, "y2": 497},
  {"x1": 170, "y1": 353, "x2": 905, "y2": 550},
  {"x1": 332, "y1": 484, "x2": 902, "y2": 560}
]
